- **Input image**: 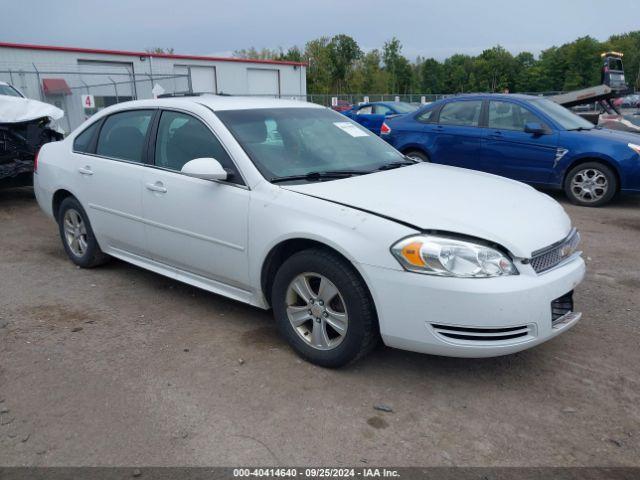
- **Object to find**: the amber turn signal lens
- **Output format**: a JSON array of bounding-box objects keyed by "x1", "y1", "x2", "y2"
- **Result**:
[{"x1": 401, "y1": 241, "x2": 425, "y2": 267}]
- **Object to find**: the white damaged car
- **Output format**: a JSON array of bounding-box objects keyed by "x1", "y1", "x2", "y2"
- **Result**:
[{"x1": 34, "y1": 96, "x2": 585, "y2": 367}]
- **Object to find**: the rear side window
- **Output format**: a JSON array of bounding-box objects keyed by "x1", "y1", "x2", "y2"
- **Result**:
[
  {"x1": 96, "y1": 110, "x2": 153, "y2": 162},
  {"x1": 438, "y1": 101, "x2": 482, "y2": 127},
  {"x1": 488, "y1": 101, "x2": 541, "y2": 131},
  {"x1": 73, "y1": 121, "x2": 101, "y2": 153},
  {"x1": 154, "y1": 110, "x2": 237, "y2": 178}
]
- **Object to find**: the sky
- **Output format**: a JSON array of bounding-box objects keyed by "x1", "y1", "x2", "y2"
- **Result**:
[{"x1": 2, "y1": 0, "x2": 640, "y2": 60}]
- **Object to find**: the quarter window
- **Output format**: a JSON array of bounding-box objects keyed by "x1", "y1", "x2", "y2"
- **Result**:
[
  {"x1": 73, "y1": 121, "x2": 101, "y2": 153},
  {"x1": 96, "y1": 110, "x2": 153, "y2": 162},
  {"x1": 416, "y1": 108, "x2": 436, "y2": 123},
  {"x1": 438, "y1": 101, "x2": 482, "y2": 127},
  {"x1": 488, "y1": 101, "x2": 541, "y2": 131},
  {"x1": 154, "y1": 111, "x2": 236, "y2": 178}
]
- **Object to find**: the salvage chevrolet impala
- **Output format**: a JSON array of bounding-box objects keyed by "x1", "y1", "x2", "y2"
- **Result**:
[{"x1": 34, "y1": 96, "x2": 585, "y2": 367}]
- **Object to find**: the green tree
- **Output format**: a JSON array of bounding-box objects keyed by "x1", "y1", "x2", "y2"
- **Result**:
[{"x1": 326, "y1": 34, "x2": 362, "y2": 93}]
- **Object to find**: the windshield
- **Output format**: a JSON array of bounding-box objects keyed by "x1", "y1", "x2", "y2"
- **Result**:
[
  {"x1": 608, "y1": 58, "x2": 623, "y2": 71},
  {"x1": 216, "y1": 107, "x2": 406, "y2": 182},
  {"x1": 392, "y1": 102, "x2": 418, "y2": 113},
  {"x1": 0, "y1": 84, "x2": 23, "y2": 97},
  {"x1": 530, "y1": 98, "x2": 595, "y2": 130}
]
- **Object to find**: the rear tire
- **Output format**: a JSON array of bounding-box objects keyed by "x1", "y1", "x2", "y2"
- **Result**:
[
  {"x1": 564, "y1": 162, "x2": 617, "y2": 207},
  {"x1": 271, "y1": 249, "x2": 378, "y2": 368},
  {"x1": 404, "y1": 149, "x2": 430, "y2": 163},
  {"x1": 57, "y1": 196, "x2": 109, "y2": 268}
]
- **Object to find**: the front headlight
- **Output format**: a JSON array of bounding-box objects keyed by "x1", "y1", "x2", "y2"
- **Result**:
[{"x1": 391, "y1": 235, "x2": 518, "y2": 277}]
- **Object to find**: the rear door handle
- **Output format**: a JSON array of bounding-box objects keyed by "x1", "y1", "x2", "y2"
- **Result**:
[
  {"x1": 78, "y1": 166, "x2": 93, "y2": 175},
  {"x1": 145, "y1": 182, "x2": 167, "y2": 193}
]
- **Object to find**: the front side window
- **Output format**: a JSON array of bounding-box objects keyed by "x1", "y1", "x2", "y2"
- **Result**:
[
  {"x1": 530, "y1": 98, "x2": 594, "y2": 131},
  {"x1": 96, "y1": 110, "x2": 153, "y2": 162},
  {"x1": 216, "y1": 108, "x2": 405, "y2": 181},
  {"x1": 154, "y1": 110, "x2": 236, "y2": 177},
  {"x1": 357, "y1": 106, "x2": 373, "y2": 115},
  {"x1": 390, "y1": 102, "x2": 418, "y2": 114},
  {"x1": 438, "y1": 101, "x2": 482, "y2": 127},
  {"x1": 374, "y1": 105, "x2": 392, "y2": 115},
  {"x1": 488, "y1": 101, "x2": 541, "y2": 131}
]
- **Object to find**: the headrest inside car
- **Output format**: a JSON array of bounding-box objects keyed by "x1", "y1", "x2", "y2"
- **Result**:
[{"x1": 235, "y1": 120, "x2": 267, "y2": 144}]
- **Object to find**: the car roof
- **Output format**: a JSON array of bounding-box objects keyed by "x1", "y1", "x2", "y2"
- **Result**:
[
  {"x1": 102, "y1": 94, "x2": 325, "y2": 113},
  {"x1": 440, "y1": 93, "x2": 541, "y2": 102}
]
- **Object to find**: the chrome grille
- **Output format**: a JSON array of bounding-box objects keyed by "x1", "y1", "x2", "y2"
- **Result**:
[{"x1": 530, "y1": 229, "x2": 581, "y2": 274}]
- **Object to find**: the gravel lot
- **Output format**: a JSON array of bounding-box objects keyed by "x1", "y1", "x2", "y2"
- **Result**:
[{"x1": 0, "y1": 187, "x2": 638, "y2": 467}]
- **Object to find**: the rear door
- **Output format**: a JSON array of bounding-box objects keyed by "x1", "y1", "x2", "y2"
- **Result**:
[
  {"x1": 430, "y1": 99, "x2": 484, "y2": 169},
  {"x1": 73, "y1": 109, "x2": 154, "y2": 257},
  {"x1": 481, "y1": 100, "x2": 558, "y2": 184},
  {"x1": 141, "y1": 109, "x2": 251, "y2": 290},
  {"x1": 351, "y1": 104, "x2": 379, "y2": 133}
]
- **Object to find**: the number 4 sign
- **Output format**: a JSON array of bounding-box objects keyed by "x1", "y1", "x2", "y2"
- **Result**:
[{"x1": 81, "y1": 94, "x2": 95, "y2": 109}]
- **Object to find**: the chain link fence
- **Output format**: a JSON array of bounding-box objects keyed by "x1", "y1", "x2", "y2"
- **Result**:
[
  {"x1": 0, "y1": 62, "x2": 190, "y2": 132},
  {"x1": 0, "y1": 60, "x2": 610, "y2": 133}
]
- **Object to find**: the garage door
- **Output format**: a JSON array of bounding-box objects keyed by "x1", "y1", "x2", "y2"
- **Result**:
[
  {"x1": 189, "y1": 66, "x2": 216, "y2": 93},
  {"x1": 247, "y1": 69, "x2": 280, "y2": 96}
]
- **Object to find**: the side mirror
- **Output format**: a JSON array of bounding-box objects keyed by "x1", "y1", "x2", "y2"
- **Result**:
[
  {"x1": 524, "y1": 122, "x2": 547, "y2": 135},
  {"x1": 181, "y1": 158, "x2": 227, "y2": 181}
]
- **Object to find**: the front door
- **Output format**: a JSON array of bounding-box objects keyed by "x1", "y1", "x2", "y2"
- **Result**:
[
  {"x1": 141, "y1": 110, "x2": 250, "y2": 290},
  {"x1": 481, "y1": 100, "x2": 558, "y2": 184}
]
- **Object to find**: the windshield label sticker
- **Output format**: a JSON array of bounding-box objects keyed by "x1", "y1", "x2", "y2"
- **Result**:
[{"x1": 333, "y1": 122, "x2": 369, "y2": 137}]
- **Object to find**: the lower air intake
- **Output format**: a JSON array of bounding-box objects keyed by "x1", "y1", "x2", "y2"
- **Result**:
[{"x1": 431, "y1": 324, "x2": 532, "y2": 342}]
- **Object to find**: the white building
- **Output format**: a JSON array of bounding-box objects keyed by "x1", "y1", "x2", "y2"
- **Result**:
[{"x1": 0, "y1": 41, "x2": 307, "y2": 130}]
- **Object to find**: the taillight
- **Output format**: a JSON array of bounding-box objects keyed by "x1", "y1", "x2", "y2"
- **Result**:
[
  {"x1": 380, "y1": 122, "x2": 391, "y2": 135},
  {"x1": 34, "y1": 148, "x2": 40, "y2": 173}
]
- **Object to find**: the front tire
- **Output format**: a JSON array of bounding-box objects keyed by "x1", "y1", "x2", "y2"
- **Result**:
[
  {"x1": 271, "y1": 249, "x2": 378, "y2": 368},
  {"x1": 564, "y1": 162, "x2": 617, "y2": 207},
  {"x1": 57, "y1": 196, "x2": 109, "y2": 268}
]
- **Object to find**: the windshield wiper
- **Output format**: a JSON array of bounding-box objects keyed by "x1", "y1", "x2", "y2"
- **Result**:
[
  {"x1": 270, "y1": 170, "x2": 369, "y2": 184},
  {"x1": 567, "y1": 127, "x2": 593, "y2": 131},
  {"x1": 376, "y1": 158, "x2": 418, "y2": 171}
]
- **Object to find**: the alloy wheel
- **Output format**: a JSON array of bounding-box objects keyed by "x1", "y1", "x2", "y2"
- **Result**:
[
  {"x1": 63, "y1": 208, "x2": 88, "y2": 257},
  {"x1": 285, "y1": 273, "x2": 348, "y2": 351},
  {"x1": 570, "y1": 168, "x2": 609, "y2": 203}
]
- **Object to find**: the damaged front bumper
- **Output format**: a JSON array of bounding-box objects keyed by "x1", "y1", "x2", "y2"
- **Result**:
[{"x1": 0, "y1": 117, "x2": 62, "y2": 187}]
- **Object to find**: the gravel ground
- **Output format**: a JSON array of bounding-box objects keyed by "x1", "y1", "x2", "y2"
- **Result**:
[{"x1": 0, "y1": 187, "x2": 638, "y2": 467}]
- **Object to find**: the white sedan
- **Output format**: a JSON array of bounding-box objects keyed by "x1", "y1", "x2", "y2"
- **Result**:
[{"x1": 34, "y1": 96, "x2": 585, "y2": 367}]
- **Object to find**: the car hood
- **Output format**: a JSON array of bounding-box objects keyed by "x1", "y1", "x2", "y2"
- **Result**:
[
  {"x1": 282, "y1": 163, "x2": 571, "y2": 258},
  {"x1": 575, "y1": 126, "x2": 640, "y2": 142}
]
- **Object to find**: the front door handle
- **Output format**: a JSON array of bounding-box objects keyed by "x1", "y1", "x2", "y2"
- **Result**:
[
  {"x1": 145, "y1": 182, "x2": 167, "y2": 193},
  {"x1": 78, "y1": 166, "x2": 93, "y2": 175}
]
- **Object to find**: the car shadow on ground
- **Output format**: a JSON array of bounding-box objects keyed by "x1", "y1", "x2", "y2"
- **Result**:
[{"x1": 0, "y1": 186, "x2": 35, "y2": 205}]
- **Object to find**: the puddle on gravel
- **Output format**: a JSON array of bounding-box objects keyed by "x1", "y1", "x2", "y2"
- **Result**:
[{"x1": 367, "y1": 416, "x2": 389, "y2": 429}]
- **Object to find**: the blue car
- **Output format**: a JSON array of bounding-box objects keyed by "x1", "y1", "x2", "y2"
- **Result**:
[
  {"x1": 382, "y1": 94, "x2": 640, "y2": 206},
  {"x1": 344, "y1": 101, "x2": 418, "y2": 135}
]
